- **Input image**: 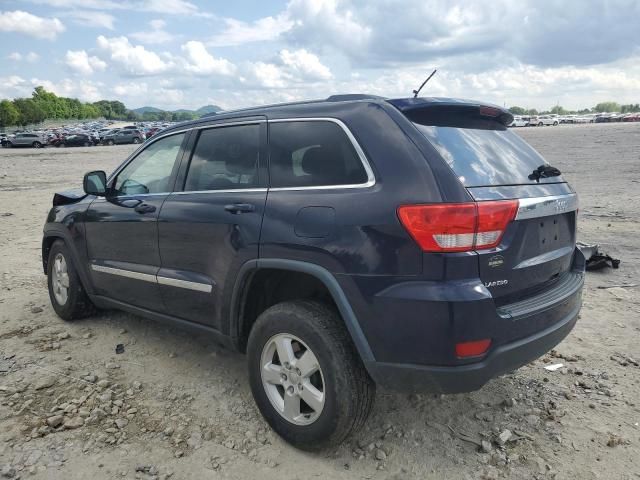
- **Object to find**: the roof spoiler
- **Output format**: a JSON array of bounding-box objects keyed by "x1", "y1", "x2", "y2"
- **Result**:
[{"x1": 388, "y1": 97, "x2": 514, "y2": 127}]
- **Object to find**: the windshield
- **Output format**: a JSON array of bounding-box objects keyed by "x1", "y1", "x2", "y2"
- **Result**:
[{"x1": 414, "y1": 123, "x2": 563, "y2": 187}]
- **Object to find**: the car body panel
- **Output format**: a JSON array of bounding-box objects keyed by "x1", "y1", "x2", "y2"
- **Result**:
[{"x1": 43, "y1": 95, "x2": 584, "y2": 394}]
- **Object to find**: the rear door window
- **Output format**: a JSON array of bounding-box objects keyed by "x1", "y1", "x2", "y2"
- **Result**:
[
  {"x1": 413, "y1": 121, "x2": 562, "y2": 187},
  {"x1": 184, "y1": 124, "x2": 260, "y2": 191},
  {"x1": 268, "y1": 121, "x2": 369, "y2": 188}
]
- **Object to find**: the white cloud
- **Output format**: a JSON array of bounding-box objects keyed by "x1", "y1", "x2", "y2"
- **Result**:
[
  {"x1": 208, "y1": 14, "x2": 293, "y2": 47},
  {"x1": 25, "y1": 0, "x2": 211, "y2": 16},
  {"x1": 112, "y1": 82, "x2": 184, "y2": 108},
  {"x1": 246, "y1": 62, "x2": 290, "y2": 88},
  {"x1": 65, "y1": 50, "x2": 108, "y2": 75},
  {"x1": 180, "y1": 41, "x2": 236, "y2": 76},
  {"x1": 149, "y1": 19, "x2": 166, "y2": 30},
  {"x1": 244, "y1": 49, "x2": 332, "y2": 88},
  {"x1": 7, "y1": 52, "x2": 40, "y2": 62},
  {"x1": 69, "y1": 11, "x2": 115, "y2": 29},
  {"x1": 130, "y1": 18, "x2": 176, "y2": 45},
  {"x1": 30, "y1": 78, "x2": 104, "y2": 102},
  {"x1": 97, "y1": 35, "x2": 169, "y2": 75},
  {"x1": 279, "y1": 49, "x2": 332, "y2": 80},
  {"x1": 0, "y1": 10, "x2": 65, "y2": 40}
]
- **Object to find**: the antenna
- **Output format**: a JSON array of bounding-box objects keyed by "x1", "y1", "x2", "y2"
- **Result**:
[{"x1": 413, "y1": 69, "x2": 437, "y2": 98}]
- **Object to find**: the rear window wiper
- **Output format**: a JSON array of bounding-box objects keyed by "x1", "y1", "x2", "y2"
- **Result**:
[{"x1": 529, "y1": 164, "x2": 561, "y2": 182}]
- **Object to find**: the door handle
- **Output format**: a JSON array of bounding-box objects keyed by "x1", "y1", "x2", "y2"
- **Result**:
[
  {"x1": 134, "y1": 203, "x2": 156, "y2": 214},
  {"x1": 224, "y1": 203, "x2": 255, "y2": 214}
]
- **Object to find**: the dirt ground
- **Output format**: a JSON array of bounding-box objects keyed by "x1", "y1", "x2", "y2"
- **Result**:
[{"x1": 0, "y1": 123, "x2": 639, "y2": 480}]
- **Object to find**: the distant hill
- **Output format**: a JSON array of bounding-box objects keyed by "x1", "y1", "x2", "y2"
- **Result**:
[
  {"x1": 131, "y1": 106, "x2": 164, "y2": 114},
  {"x1": 132, "y1": 105, "x2": 222, "y2": 116}
]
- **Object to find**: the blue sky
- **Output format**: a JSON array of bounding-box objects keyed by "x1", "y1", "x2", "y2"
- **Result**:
[{"x1": 1, "y1": 0, "x2": 639, "y2": 111}]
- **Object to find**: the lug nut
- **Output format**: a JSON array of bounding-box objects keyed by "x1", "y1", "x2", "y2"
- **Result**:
[
  {"x1": 281, "y1": 373, "x2": 287, "y2": 382},
  {"x1": 295, "y1": 368, "x2": 301, "y2": 376},
  {"x1": 287, "y1": 386, "x2": 294, "y2": 395},
  {"x1": 283, "y1": 362, "x2": 290, "y2": 369}
]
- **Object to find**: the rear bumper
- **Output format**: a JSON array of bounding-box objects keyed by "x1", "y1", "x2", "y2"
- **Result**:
[
  {"x1": 365, "y1": 297, "x2": 580, "y2": 393},
  {"x1": 339, "y1": 247, "x2": 585, "y2": 393}
]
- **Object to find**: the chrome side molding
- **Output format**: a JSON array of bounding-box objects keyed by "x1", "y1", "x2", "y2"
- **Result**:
[
  {"x1": 515, "y1": 194, "x2": 578, "y2": 220},
  {"x1": 91, "y1": 264, "x2": 212, "y2": 293}
]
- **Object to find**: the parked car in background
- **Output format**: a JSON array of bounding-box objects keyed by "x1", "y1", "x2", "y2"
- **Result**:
[
  {"x1": 99, "y1": 128, "x2": 120, "y2": 143},
  {"x1": 102, "y1": 129, "x2": 144, "y2": 145},
  {"x1": 52, "y1": 133, "x2": 98, "y2": 148},
  {"x1": 509, "y1": 116, "x2": 528, "y2": 127},
  {"x1": 3, "y1": 132, "x2": 46, "y2": 148},
  {"x1": 622, "y1": 113, "x2": 640, "y2": 122},
  {"x1": 528, "y1": 115, "x2": 539, "y2": 126},
  {"x1": 537, "y1": 115, "x2": 559, "y2": 126},
  {"x1": 0, "y1": 134, "x2": 9, "y2": 147}
]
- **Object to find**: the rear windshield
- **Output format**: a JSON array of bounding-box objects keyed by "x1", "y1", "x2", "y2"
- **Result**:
[{"x1": 413, "y1": 123, "x2": 562, "y2": 187}]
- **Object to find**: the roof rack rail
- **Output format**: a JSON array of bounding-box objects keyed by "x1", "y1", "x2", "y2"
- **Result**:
[{"x1": 325, "y1": 94, "x2": 386, "y2": 102}]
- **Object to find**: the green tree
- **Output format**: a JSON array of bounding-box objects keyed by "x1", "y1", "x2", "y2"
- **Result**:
[
  {"x1": 594, "y1": 102, "x2": 621, "y2": 113},
  {"x1": 508, "y1": 106, "x2": 527, "y2": 115},
  {"x1": 0, "y1": 100, "x2": 20, "y2": 126},
  {"x1": 620, "y1": 104, "x2": 640, "y2": 113},
  {"x1": 12, "y1": 98, "x2": 46, "y2": 124},
  {"x1": 550, "y1": 105, "x2": 567, "y2": 115}
]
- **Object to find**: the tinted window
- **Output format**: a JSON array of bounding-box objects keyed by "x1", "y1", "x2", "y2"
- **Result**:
[
  {"x1": 269, "y1": 121, "x2": 368, "y2": 188},
  {"x1": 184, "y1": 124, "x2": 260, "y2": 191},
  {"x1": 113, "y1": 133, "x2": 185, "y2": 195},
  {"x1": 414, "y1": 123, "x2": 561, "y2": 187}
]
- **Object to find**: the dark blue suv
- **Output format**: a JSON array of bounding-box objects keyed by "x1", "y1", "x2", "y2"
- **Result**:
[{"x1": 43, "y1": 95, "x2": 584, "y2": 449}]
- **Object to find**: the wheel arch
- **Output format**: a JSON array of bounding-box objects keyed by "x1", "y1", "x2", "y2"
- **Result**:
[
  {"x1": 42, "y1": 229, "x2": 95, "y2": 295},
  {"x1": 230, "y1": 259, "x2": 374, "y2": 363}
]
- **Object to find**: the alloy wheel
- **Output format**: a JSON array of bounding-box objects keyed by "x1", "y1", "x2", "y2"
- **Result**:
[
  {"x1": 260, "y1": 333, "x2": 325, "y2": 426},
  {"x1": 51, "y1": 253, "x2": 69, "y2": 305}
]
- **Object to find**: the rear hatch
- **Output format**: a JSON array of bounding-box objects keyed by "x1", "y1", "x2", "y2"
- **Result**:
[{"x1": 391, "y1": 98, "x2": 578, "y2": 305}]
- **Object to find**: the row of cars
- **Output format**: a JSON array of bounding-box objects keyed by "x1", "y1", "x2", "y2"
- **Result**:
[
  {"x1": 0, "y1": 120, "x2": 174, "y2": 149},
  {"x1": 510, "y1": 112, "x2": 640, "y2": 127}
]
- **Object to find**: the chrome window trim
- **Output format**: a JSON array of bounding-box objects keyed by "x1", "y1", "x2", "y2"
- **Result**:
[
  {"x1": 172, "y1": 188, "x2": 268, "y2": 196},
  {"x1": 108, "y1": 120, "x2": 267, "y2": 187},
  {"x1": 515, "y1": 193, "x2": 578, "y2": 220},
  {"x1": 267, "y1": 117, "x2": 376, "y2": 191},
  {"x1": 91, "y1": 264, "x2": 212, "y2": 293}
]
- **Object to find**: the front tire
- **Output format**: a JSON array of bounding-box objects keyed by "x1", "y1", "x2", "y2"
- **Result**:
[
  {"x1": 32, "y1": 141, "x2": 42, "y2": 148},
  {"x1": 132, "y1": 137, "x2": 140, "y2": 144},
  {"x1": 247, "y1": 300, "x2": 375, "y2": 450},
  {"x1": 47, "y1": 240, "x2": 95, "y2": 321}
]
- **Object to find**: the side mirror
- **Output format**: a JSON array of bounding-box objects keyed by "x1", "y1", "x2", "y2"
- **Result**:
[{"x1": 83, "y1": 170, "x2": 107, "y2": 196}]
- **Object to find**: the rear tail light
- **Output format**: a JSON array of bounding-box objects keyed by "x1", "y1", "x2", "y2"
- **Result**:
[
  {"x1": 397, "y1": 200, "x2": 518, "y2": 252},
  {"x1": 455, "y1": 339, "x2": 492, "y2": 358}
]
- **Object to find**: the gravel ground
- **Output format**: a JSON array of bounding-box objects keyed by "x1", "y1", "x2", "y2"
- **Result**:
[{"x1": 0, "y1": 123, "x2": 639, "y2": 480}]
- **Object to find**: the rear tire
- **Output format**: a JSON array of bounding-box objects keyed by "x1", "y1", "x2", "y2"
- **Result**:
[
  {"x1": 107, "y1": 139, "x2": 114, "y2": 146},
  {"x1": 538, "y1": 122, "x2": 543, "y2": 126},
  {"x1": 47, "y1": 240, "x2": 95, "y2": 321},
  {"x1": 132, "y1": 137, "x2": 140, "y2": 144},
  {"x1": 32, "y1": 141, "x2": 41, "y2": 148},
  {"x1": 247, "y1": 300, "x2": 375, "y2": 450}
]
